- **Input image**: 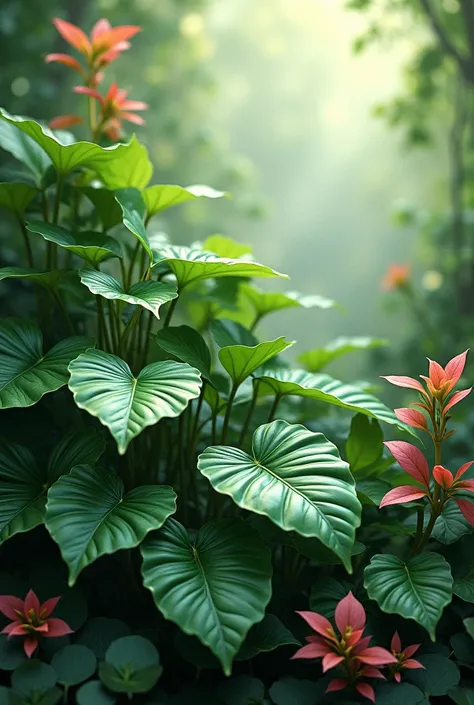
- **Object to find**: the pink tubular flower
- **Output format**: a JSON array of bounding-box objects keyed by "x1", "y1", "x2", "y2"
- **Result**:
[
  {"x1": 74, "y1": 82, "x2": 148, "y2": 139},
  {"x1": 389, "y1": 632, "x2": 424, "y2": 682},
  {"x1": 0, "y1": 590, "x2": 73, "y2": 658},
  {"x1": 292, "y1": 592, "x2": 396, "y2": 702}
]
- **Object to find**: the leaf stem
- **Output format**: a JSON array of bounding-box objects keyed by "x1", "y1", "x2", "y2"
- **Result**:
[
  {"x1": 54, "y1": 292, "x2": 75, "y2": 336},
  {"x1": 162, "y1": 297, "x2": 178, "y2": 328},
  {"x1": 267, "y1": 393, "x2": 282, "y2": 422},
  {"x1": 221, "y1": 385, "x2": 238, "y2": 444},
  {"x1": 17, "y1": 217, "x2": 34, "y2": 268},
  {"x1": 96, "y1": 295, "x2": 111, "y2": 351},
  {"x1": 238, "y1": 381, "x2": 259, "y2": 446}
]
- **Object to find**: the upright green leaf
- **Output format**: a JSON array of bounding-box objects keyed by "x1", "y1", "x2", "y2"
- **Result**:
[
  {"x1": 156, "y1": 326, "x2": 212, "y2": 381},
  {"x1": 210, "y1": 319, "x2": 258, "y2": 348},
  {"x1": 143, "y1": 184, "x2": 226, "y2": 219},
  {"x1": 203, "y1": 235, "x2": 252, "y2": 259},
  {"x1": 46, "y1": 465, "x2": 177, "y2": 585},
  {"x1": 27, "y1": 222, "x2": 122, "y2": 266},
  {"x1": 115, "y1": 188, "x2": 153, "y2": 263},
  {"x1": 298, "y1": 337, "x2": 388, "y2": 372},
  {"x1": 198, "y1": 420, "x2": 361, "y2": 571},
  {"x1": 364, "y1": 553, "x2": 453, "y2": 639},
  {"x1": 81, "y1": 187, "x2": 123, "y2": 232},
  {"x1": 241, "y1": 284, "x2": 337, "y2": 321},
  {"x1": 47, "y1": 429, "x2": 106, "y2": 484},
  {"x1": 0, "y1": 116, "x2": 51, "y2": 183},
  {"x1": 79, "y1": 269, "x2": 177, "y2": 319},
  {"x1": 0, "y1": 319, "x2": 91, "y2": 408},
  {"x1": 219, "y1": 338, "x2": 294, "y2": 386},
  {"x1": 68, "y1": 351, "x2": 202, "y2": 453},
  {"x1": 151, "y1": 245, "x2": 288, "y2": 288},
  {"x1": 346, "y1": 414, "x2": 384, "y2": 473},
  {"x1": 0, "y1": 182, "x2": 36, "y2": 213},
  {"x1": 95, "y1": 136, "x2": 152, "y2": 190},
  {"x1": 254, "y1": 368, "x2": 414, "y2": 434},
  {"x1": 141, "y1": 518, "x2": 272, "y2": 675}
]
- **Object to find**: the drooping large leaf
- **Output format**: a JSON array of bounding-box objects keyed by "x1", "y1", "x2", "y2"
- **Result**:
[
  {"x1": 0, "y1": 267, "x2": 73, "y2": 290},
  {"x1": 79, "y1": 269, "x2": 177, "y2": 319},
  {"x1": 151, "y1": 245, "x2": 288, "y2": 289},
  {"x1": 241, "y1": 284, "x2": 337, "y2": 321},
  {"x1": 297, "y1": 337, "x2": 388, "y2": 372},
  {"x1": 254, "y1": 367, "x2": 414, "y2": 434},
  {"x1": 198, "y1": 420, "x2": 361, "y2": 571},
  {"x1": 46, "y1": 465, "x2": 176, "y2": 585},
  {"x1": 114, "y1": 188, "x2": 153, "y2": 263},
  {"x1": 219, "y1": 338, "x2": 294, "y2": 386},
  {"x1": 0, "y1": 110, "x2": 152, "y2": 184},
  {"x1": 155, "y1": 325, "x2": 212, "y2": 381},
  {"x1": 27, "y1": 222, "x2": 122, "y2": 266},
  {"x1": 0, "y1": 183, "x2": 36, "y2": 213},
  {"x1": 364, "y1": 553, "x2": 453, "y2": 639},
  {"x1": 141, "y1": 518, "x2": 272, "y2": 675},
  {"x1": 0, "y1": 442, "x2": 47, "y2": 542},
  {"x1": 346, "y1": 413, "x2": 384, "y2": 473},
  {"x1": 143, "y1": 184, "x2": 226, "y2": 219},
  {"x1": 68, "y1": 351, "x2": 202, "y2": 454},
  {"x1": 0, "y1": 319, "x2": 91, "y2": 408},
  {"x1": 203, "y1": 235, "x2": 252, "y2": 259}
]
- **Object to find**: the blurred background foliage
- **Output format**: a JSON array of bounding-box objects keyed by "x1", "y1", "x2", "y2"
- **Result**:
[{"x1": 1, "y1": 0, "x2": 473, "y2": 384}]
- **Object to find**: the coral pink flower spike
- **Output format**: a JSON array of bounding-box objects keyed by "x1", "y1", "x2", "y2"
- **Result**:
[
  {"x1": 390, "y1": 631, "x2": 424, "y2": 682},
  {"x1": 0, "y1": 589, "x2": 73, "y2": 658}
]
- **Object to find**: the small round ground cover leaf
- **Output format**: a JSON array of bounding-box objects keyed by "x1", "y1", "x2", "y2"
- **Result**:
[
  {"x1": 364, "y1": 553, "x2": 453, "y2": 640},
  {"x1": 11, "y1": 660, "x2": 57, "y2": 696},
  {"x1": 141, "y1": 518, "x2": 272, "y2": 675},
  {"x1": 77, "y1": 680, "x2": 117, "y2": 705},
  {"x1": 373, "y1": 682, "x2": 426, "y2": 705},
  {"x1": 268, "y1": 677, "x2": 322, "y2": 705},
  {"x1": 0, "y1": 688, "x2": 11, "y2": 705},
  {"x1": 236, "y1": 614, "x2": 299, "y2": 661},
  {"x1": 0, "y1": 318, "x2": 91, "y2": 408},
  {"x1": 217, "y1": 675, "x2": 265, "y2": 705},
  {"x1": 51, "y1": 644, "x2": 97, "y2": 685},
  {"x1": 99, "y1": 635, "x2": 162, "y2": 695},
  {"x1": 405, "y1": 654, "x2": 460, "y2": 696},
  {"x1": 198, "y1": 420, "x2": 361, "y2": 572},
  {"x1": 76, "y1": 617, "x2": 131, "y2": 658},
  {"x1": 68, "y1": 350, "x2": 202, "y2": 454},
  {"x1": 46, "y1": 464, "x2": 177, "y2": 585}
]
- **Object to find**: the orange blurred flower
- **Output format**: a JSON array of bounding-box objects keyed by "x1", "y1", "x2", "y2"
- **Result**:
[
  {"x1": 74, "y1": 82, "x2": 148, "y2": 140},
  {"x1": 382, "y1": 263, "x2": 410, "y2": 291}
]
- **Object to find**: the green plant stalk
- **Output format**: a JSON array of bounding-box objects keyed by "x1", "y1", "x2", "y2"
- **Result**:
[
  {"x1": 96, "y1": 295, "x2": 111, "y2": 351},
  {"x1": 53, "y1": 291, "x2": 75, "y2": 336},
  {"x1": 140, "y1": 311, "x2": 154, "y2": 368},
  {"x1": 190, "y1": 381, "x2": 207, "y2": 454},
  {"x1": 121, "y1": 307, "x2": 141, "y2": 353},
  {"x1": 178, "y1": 412, "x2": 188, "y2": 524},
  {"x1": 221, "y1": 384, "x2": 238, "y2": 444},
  {"x1": 249, "y1": 312, "x2": 262, "y2": 333},
  {"x1": 126, "y1": 240, "x2": 141, "y2": 290},
  {"x1": 238, "y1": 381, "x2": 259, "y2": 446},
  {"x1": 50, "y1": 172, "x2": 64, "y2": 269},
  {"x1": 107, "y1": 299, "x2": 119, "y2": 353},
  {"x1": 414, "y1": 420, "x2": 443, "y2": 553},
  {"x1": 267, "y1": 393, "x2": 282, "y2": 422},
  {"x1": 162, "y1": 296, "x2": 178, "y2": 328},
  {"x1": 17, "y1": 216, "x2": 34, "y2": 268}
]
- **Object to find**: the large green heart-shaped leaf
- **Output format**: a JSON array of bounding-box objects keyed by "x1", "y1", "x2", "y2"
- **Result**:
[
  {"x1": 254, "y1": 368, "x2": 413, "y2": 434},
  {"x1": 141, "y1": 518, "x2": 272, "y2": 675},
  {"x1": 0, "y1": 319, "x2": 91, "y2": 408},
  {"x1": 47, "y1": 429, "x2": 106, "y2": 484},
  {"x1": 114, "y1": 188, "x2": 153, "y2": 263},
  {"x1": 151, "y1": 245, "x2": 288, "y2": 289},
  {"x1": 198, "y1": 420, "x2": 361, "y2": 571},
  {"x1": 46, "y1": 465, "x2": 176, "y2": 585},
  {"x1": 297, "y1": 337, "x2": 388, "y2": 372},
  {"x1": 79, "y1": 269, "x2": 177, "y2": 319},
  {"x1": 0, "y1": 110, "x2": 151, "y2": 183},
  {"x1": 203, "y1": 235, "x2": 252, "y2": 259},
  {"x1": 68, "y1": 351, "x2": 202, "y2": 454},
  {"x1": 27, "y1": 222, "x2": 122, "y2": 266},
  {"x1": 0, "y1": 267, "x2": 73, "y2": 290},
  {"x1": 432, "y1": 502, "x2": 472, "y2": 544},
  {"x1": 156, "y1": 325, "x2": 212, "y2": 381},
  {"x1": 219, "y1": 338, "x2": 294, "y2": 386},
  {"x1": 346, "y1": 414, "x2": 384, "y2": 474},
  {"x1": 143, "y1": 184, "x2": 226, "y2": 219},
  {"x1": 0, "y1": 183, "x2": 36, "y2": 213},
  {"x1": 364, "y1": 553, "x2": 453, "y2": 639},
  {"x1": 96, "y1": 138, "x2": 152, "y2": 190}
]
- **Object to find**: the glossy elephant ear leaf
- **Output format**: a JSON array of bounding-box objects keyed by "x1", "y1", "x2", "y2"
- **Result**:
[
  {"x1": 47, "y1": 429, "x2": 106, "y2": 484},
  {"x1": 79, "y1": 269, "x2": 177, "y2": 319},
  {"x1": 254, "y1": 367, "x2": 415, "y2": 435},
  {"x1": 141, "y1": 518, "x2": 272, "y2": 675},
  {"x1": 219, "y1": 338, "x2": 294, "y2": 386},
  {"x1": 0, "y1": 318, "x2": 92, "y2": 408},
  {"x1": 198, "y1": 420, "x2": 361, "y2": 571},
  {"x1": 364, "y1": 553, "x2": 453, "y2": 640},
  {"x1": 68, "y1": 350, "x2": 202, "y2": 454},
  {"x1": 0, "y1": 441, "x2": 47, "y2": 542},
  {"x1": 297, "y1": 337, "x2": 388, "y2": 372},
  {"x1": 151, "y1": 245, "x2": 288, "y2": 289},
  {"x1": 27, "y1": 222, "x2": 122, "y2": 266},
  {"x1": 143, "y1": 183, "x2": 227, "y2": 219},
  {"x1": 156, "y1": 325, "x2": 213, "y2": 381},
  {"x1": 114, "y1": 188, "x2": 153, "y2": 263},
  {"x1": 46, "y1": 465, "x2": 177, "y2": 585},
  {"x1": 0, "y1": 182, "x2": 37, "y2": 213}
]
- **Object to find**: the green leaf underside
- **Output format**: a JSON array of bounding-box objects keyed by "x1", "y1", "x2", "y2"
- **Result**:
[
  {"x1": 115, "y1": 188, "x2": 152, "y2": 263},
  {"x1": 297, "y1": 336, "x2": 388, "y2": 372},
  {"x1": 143, "y1": 184, "x2": 226, "y2": 218},
  {"x1": 156, "y1": 325, "x2": 212, "y2": 381},
  {"x1": 27, "y1": 222, "x2": 122, "y2": 265},
  {"x1": 151, "y1": 245, "x2": 288, "y2": 288},
  {"x1": 0, "y1": 318, "x2": 91, "y2": 408},
  {"x1": 198, "y1": 420, "x2": 361, "y2": 571},
  {"x1": 364, "y1": 553, "x2": 453, "y2": 640},
  {"x1": 68, "y1": 350, "x2": 202, "y2": 454},
  {"x1": 141, "y1": 518, "x2": 272, "y2": 675},
  {"x1": 0, "y1": 182, "x2": 36, "y2": 213},
  {"x1": 0, "y1": 110, "x2": 152, "y2": 185},
  {"x1": 79, "y1": 269, "x2": 177, "y2": 319},
  {"x1": 46, "y1": 465, "x2": 177, "y2": 585},
  {"x1": 219, "y1": 338, "x2": 294, "y2": 386},
  {"x1": 0, "y1": 267, "x2": 73, "y2": 289},
  {"x1": 254, "y1": 368, "x2": 414, "y2": 434}
]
